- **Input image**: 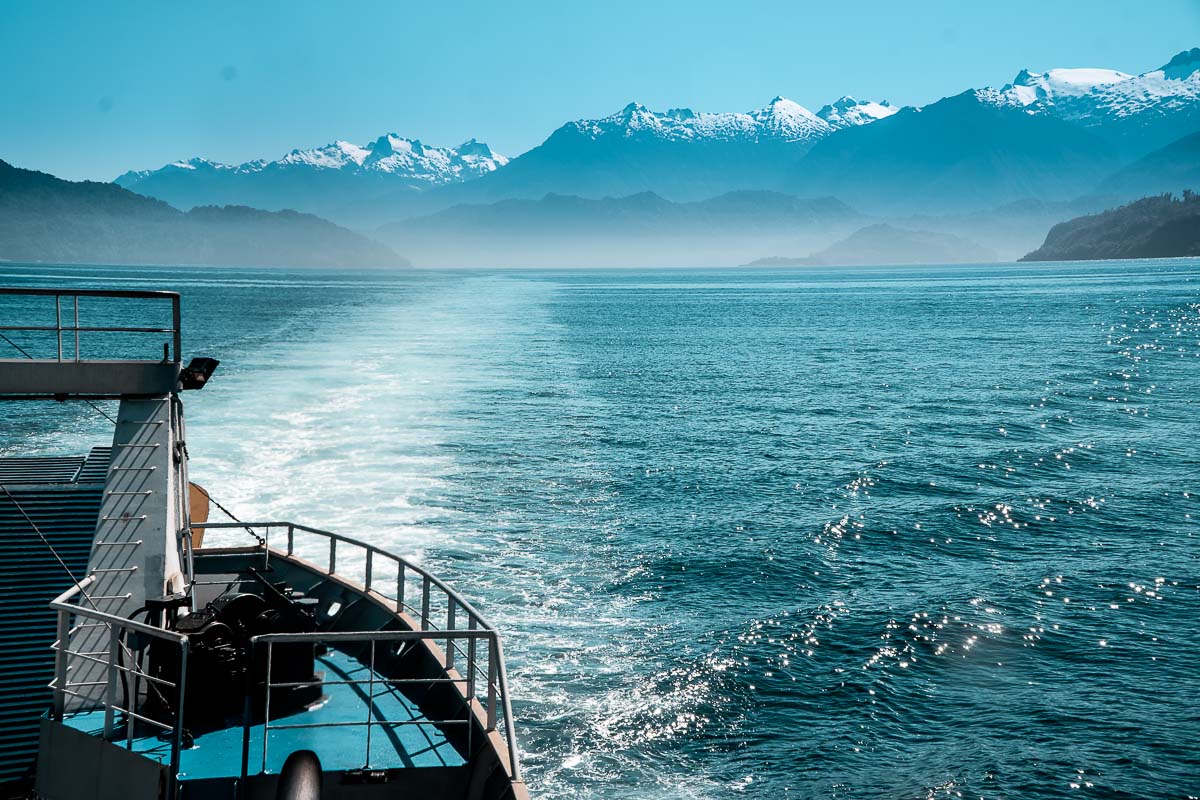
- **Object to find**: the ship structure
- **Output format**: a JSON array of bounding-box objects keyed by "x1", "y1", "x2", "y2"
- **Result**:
[{"x1": 0, "y1": 288, "x2": 526, "y2": 800}]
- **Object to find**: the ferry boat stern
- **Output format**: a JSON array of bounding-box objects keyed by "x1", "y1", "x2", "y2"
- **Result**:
[{"x1": 0, "y1": 288, "x2": 527, "y2": 800}]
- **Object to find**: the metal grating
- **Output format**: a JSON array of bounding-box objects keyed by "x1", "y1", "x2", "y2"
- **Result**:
[
  {"x1": 76, "y1": 446, "x2": 112, "y2": 484},
  {"x1": 0, "y1": 447, "x2": 109, "y2": 486},
  {"x1": 0, "y1": 457, "x2": 85, "y2": 485},
  {"x1": 0, "y1": 449, "x2": 106, "y2": 788}
]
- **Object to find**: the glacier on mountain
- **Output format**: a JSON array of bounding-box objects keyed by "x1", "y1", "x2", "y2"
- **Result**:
[
  {"x1": 117, "y1": 135, "x2": 508, "y2": 187},
  {"x1": 974, "y1": 48, "x2": 1200, "y2": 152},
  {"x1": 816, "y1": 96, "x2": 899, "y2": 129},
  {"x1": 565, "y1": 97, "x2": 832, "y2": 143},
  {"x1": 979, "y1": 68, "x2": 1133, "y2": 109},
  {"x1": 558, "y1": 94, "x2": 900, "y2": 145}
]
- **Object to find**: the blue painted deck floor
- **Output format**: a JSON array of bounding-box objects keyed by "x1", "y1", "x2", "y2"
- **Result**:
[{"x1": 61, "y1": 649, "x2": 464, "y2": 779}]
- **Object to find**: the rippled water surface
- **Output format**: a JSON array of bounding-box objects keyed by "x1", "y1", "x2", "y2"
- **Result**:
[{"x1": 2, "y1": 261, "x2": 1198, "y2": 799}]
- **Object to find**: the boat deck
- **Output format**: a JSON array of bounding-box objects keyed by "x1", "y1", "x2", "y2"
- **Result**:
[{"x1": 60, "y1": 648, "x2": 464, "y2": 780}]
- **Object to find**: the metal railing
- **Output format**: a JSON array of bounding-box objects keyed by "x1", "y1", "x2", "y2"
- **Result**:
[
  {"x1": 247, "y1": 629, "x2": 504, "y2": 781},
  {"x1": 0, "y1": 288, "x2": 181, "y2": 363},
  {"x1": 44, "y1": 521, "x2": 523, "y2": 788},
  {"x1": 196, "y1": 520, "x2": 523, "y2": 782},
  {"x1": 48, "y1": 577, "x2": 191, "y2": 790}
]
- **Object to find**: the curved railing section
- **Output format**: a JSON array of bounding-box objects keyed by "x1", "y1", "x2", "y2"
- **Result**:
[
  {"x1": 48, "y1": 522, "x2": 523, "y2": 791},
  {"x1": 192, "y1": 520, "x2": 524, "y2": 784}
]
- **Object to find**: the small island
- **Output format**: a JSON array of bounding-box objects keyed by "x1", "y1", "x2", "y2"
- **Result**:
[{"x1": 1021, "y1": 191, "x2": 1200, "y2": 262}]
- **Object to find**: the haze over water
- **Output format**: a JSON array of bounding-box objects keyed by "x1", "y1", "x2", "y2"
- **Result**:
[{"x1": 1, "y1": 261, "x2": 1198, "y2": 799}]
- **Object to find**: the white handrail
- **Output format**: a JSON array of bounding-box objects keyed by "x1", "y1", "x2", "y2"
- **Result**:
[
  {"x1": 194, "y1": 521, "x2": 496, "y2": 631},
  {"x1": 48, "y1": 578, "x2": 191, "y2": 796}
]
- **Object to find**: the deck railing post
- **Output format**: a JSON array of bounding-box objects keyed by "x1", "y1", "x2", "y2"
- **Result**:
[
  {"x1": 467, "y1": 616, "x2": 478, "y2": 756},
  {"x1": 55, "y1": 295, "x2": 62, "y2": 361},
  {"x1": 182, "y1": 526, "x2": 195, "y2": 603},
  {"x1": 364, "y1": 639, "x2": 376, "y2": 768},
  {"x1": 365, "y1": 549, "x2": 374, "y2": 592},
  {"x1": 329, "y1": 537, "x2": 337, "y2": 574},
  {"x1": 487, "y1": 638, "x2": 497, "y2": 731},
  {"x1": 286, "y1": 524, "x2": 294, "y2": 556},
  {"x1": 262, "y1": 641, "x2": 273, "y2": 774},
  {"x1": 103, "y1": 629, "x2": 119, "y2": 737},
  {"x1": 421, "y1": 577, "x2": 431, "y2": 630},
  {"x1": 446, "y1": 601, "x2": 456, "y2": 669},
  {"x1": 52, "y1": 609, "x2": 68, "y2": 720},
  {"x1": 127, "y1": 655, "x2": 139, "y2": 750},
  {"x1": 240, "y1": 639, "x2": 255, "y2": 791},
  {"x1": 171, "y1": 640, "x2": 188, "y2": 793},
  {"x1": 73, "y1": 295, "x2": 79, "y2": 361},
  {"x1": 171, "y1": 296, "x2": 181, "y2": 363},
  {"x1": 397, "y1": 562, "x2": 405, "y2": 612}
]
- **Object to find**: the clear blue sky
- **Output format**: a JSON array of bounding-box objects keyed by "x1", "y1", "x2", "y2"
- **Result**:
[{"x1": 2, "y1": 0, "x2": 1197, "y2": 181}]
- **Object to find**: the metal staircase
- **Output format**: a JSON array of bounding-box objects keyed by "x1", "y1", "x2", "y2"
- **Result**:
[{"x1": 0, "y1": 447, "x2": 110, "y2": 787}]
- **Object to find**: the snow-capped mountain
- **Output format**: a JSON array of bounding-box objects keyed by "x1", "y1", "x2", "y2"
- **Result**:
[
  {"x1": 288, "y1": 134, "x2": 507, "y2": 179},
  {"x1": 113, "y1": 97, "x2": 899, "y2": 222},
  {"x1": 976, "y1": 48, "x2": 1200, "y2": 154},
  {"x1": 120, "y1": 135, "x2": 506, "y2": 186},
  {"x1": 816, "y1": 97, "x2": 899, "y2": 129},
  {"x1": 424, "y1": 96, "x2": 898, "y2": 206},
  {"x1": 109, "y1": 48, "x2": 1200, "y2": 230},
  {"x1": 977, "y1": 68, "x2": 1134, "y2": 109},
  {"x1": 564, "y1": 97, "x2": 834, "y2": 143},
  {"x1": 785, "y1": 91, "x2": 1123, "y2": 214},
  {"x1": 114, "y1": 135, "x2": 507, "y2": 226}
]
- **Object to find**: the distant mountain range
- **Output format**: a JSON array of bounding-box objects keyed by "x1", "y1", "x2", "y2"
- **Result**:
[
  {"x1": 0, "y1": 160, "x2": 405, "y2": 267},
  {"x1": 113, "y1": 48, "x2": 1200, "y2": 234},
  {"x1": 784, "y1": 91, "x2": 1123, "y2": 213},
  {"x1": 407, "y1": 97, "x2": 886, "y2": 213},
  {"x1": 114, "y1": 95, "x2": 895, "y2": 227},
  {"x1": 747, "y1": 223, "x2": 997, "y2": 267},
  {"x1": 378, "y1": 190, "x2": 864, "y2": 267},
  {"x1": 115, "y1": 136, "x2": 508, "y2": 227},
  {"x1": 1099, "y1": 130, "x2": 1200, "y2": 199},
  {"x1": 7, "y1": 47, "x2": 1194, "y2": 267},
  {"x1": 1021, "y1": 191, "x2": 1200, "y2": 261}
]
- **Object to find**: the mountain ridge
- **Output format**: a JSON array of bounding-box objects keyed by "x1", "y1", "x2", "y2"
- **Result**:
[
  {"x1": 113, "y1": 94, "x2": 896, "y2": 223},
  {"x1": 378, "y1": 190, "x2": 864, "y2": 267},
  {"x1": 974, "y1": 47, "x2": 1200, "y2": 155},
  {"x1": 1098, "y1": 130, "x2": 1200, "y2": 199},
  {"x1": 0, "y1": 159, "x2": 407, "y2": 268},
  {"x1": 109, "y1": 47, "x2": 1200, "y2": 228},
  {"x1": 746, "y1": 222, "x2": 997, "y2": 266},
  {"x1": 113, "y1": 135, "x2": 508, "y2": 227},
  {"x1": 784, "y1": 91, "x2": 1122, "y2": 213}
]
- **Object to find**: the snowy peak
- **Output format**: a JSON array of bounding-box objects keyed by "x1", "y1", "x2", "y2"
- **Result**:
[
  {"x1": 964, "y1": 50, "x2": 1200, "y2": 155},
  {"x1": 568, "y1": 97, "x2": 832, "y2": 144},
  {"x1": 754, "y1": 96, "x2": 819, "y2": 120},
  {"x1": 992, "y1": 67, "x2": 1133, "y2": 107},
  {"x1": 975, "y1": 50, "x2": 1200, "y2": 117},
  {"x1": 1160, "y1": 47, "x2": 1200, "y2": 80},
  {"x1": 278, "y1": 140, "x2": 370, "y2": 169},
  {"x1": 816, "y1": 96, "x2": 899, "y2": 129},
  {"x1": 161, "y1": 157, "x2": 226, "y2": 172},
  {"x1": 456, "y1": 138, "x2": 498, "y2": 159},
  {"x1": 122, "y1": 134, "x2": 508, "y2": 187},
  {"x1": 370, "y1": 134, "x2": 430, "y2": 159},
  {"x1": 750, "y1": 96, "x2": 830, "y2": 139}
]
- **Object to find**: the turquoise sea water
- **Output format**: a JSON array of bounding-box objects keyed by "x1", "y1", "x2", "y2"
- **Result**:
[{"x1": 1, "y1": 261, "x2": 1198, "y2": 799}]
